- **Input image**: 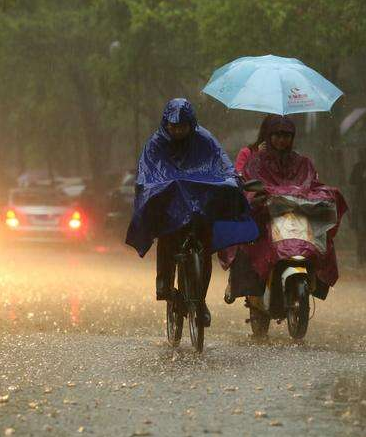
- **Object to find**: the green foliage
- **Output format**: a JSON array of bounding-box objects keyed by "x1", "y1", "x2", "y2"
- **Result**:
[{"x1": 0, "y1": 0, "x2": 365, "y2": 181}]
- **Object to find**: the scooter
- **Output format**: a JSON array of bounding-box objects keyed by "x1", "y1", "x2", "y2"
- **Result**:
[
  {"x1": 246, "y1": 251, "x2": 314, "y2": 339},
  {"x1": 240, "y1": 180, "x2": 332, "y2": 340}
]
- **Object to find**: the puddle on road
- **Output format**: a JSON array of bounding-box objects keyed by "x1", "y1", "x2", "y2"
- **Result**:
[
  {"x1": 0, "y1": 246, "x2": 365, "y2": 356},
  {"x1": 314, "y1": 372, "x2": 366, "y2": 436}
]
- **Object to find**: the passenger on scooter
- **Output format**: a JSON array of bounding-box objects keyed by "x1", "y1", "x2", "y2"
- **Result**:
[
  {"x1": 235, "y1": 116, "x2": 269, "y2": 175},
  {"x1": 221, "y1": 114, "x2": 347, "y2": 304}
]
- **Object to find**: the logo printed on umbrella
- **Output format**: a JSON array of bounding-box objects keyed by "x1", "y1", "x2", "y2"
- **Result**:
[
  {"x1": 289, "y1": 88, "x2": 308, "y2": 100},
  {"x1": 288, "y1": 87, "x2": 314, "y2": 107}
]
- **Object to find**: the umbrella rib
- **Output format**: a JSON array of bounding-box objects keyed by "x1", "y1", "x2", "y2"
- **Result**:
[
  {"x1": 311, "y1": 80, "x2": 342, "y2": 110},
  {"x1": 277, "y1": 68, "x2": 285, "y2": 116},
  {"x1": 300, "y1": 73, "x2": 329, "y2": 108}
]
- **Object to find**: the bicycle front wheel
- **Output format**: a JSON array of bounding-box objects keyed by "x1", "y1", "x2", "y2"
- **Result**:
[
  {"x1": 188, "y1": 302, "x2": 204, "y2": 352},
  {"x1": 185, "y1": 251, "x2": 205, "y2": 352},
  {"x1": 166, "y1": 297, "x2": 184, "y2": 347}
]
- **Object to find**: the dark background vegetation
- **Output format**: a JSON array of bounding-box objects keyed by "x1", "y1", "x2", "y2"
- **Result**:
[{"x1": 0, "y1": 0, "x2": 365, "y2": 192}]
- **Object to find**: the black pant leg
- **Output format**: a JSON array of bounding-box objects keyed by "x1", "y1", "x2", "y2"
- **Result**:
[
  {"x1": 198, "y1": 225, "x2": 212, "y2": 299},
  {"x1": 202, "y1": 251, "x2": 212, "y2": 299},
  {"x1": 156, "y1": 234, "x2": 178, "y2": 292}
]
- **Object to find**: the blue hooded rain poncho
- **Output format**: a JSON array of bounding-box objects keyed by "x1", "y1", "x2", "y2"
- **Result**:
[{"x1": 126, "y1": 98, "x2": 258, "y2": 256}]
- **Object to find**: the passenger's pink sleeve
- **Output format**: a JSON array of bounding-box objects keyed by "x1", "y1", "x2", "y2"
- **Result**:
[{"x1": 235, "y1": 147, "x2": 252, "y2": 174}]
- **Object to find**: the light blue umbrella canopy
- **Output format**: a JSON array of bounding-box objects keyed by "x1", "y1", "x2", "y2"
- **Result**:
[{"x1": 202, "y1": 55, "x2": 343, "y2": 115}]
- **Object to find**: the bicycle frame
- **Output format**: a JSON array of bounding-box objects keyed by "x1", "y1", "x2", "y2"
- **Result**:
[
  {"x1": 167, "y1": 220, "x2": 210, "y2": 352},
  {"x1": 175, "y1": 224, "x2": 205, "y2": 305}
]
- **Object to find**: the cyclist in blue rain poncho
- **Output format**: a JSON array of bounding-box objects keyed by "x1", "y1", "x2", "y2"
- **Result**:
[{"x1": 126, "y1": 98, "x2": 257, "y2": 326}]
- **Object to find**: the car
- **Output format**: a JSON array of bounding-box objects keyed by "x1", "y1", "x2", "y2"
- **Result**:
[
  {"x1": 2, "y1": 187, "x2": 90, "y2": 243},
  {"x1": 105, "y1": 170, "x2": 136, "y2": 237},
  {"x1": 119, "y1": 170, "x2": 135, "y2": 208}
]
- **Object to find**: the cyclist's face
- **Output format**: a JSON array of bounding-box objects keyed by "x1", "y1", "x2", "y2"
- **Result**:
[
  {"x1": 167, "y1": 122, "x2": 191, "y2": 141},
  {"x1": 270, "y1": 131, "x2": 293, "y2": 151}
]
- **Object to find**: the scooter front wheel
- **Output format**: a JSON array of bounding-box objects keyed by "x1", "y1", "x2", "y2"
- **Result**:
[{"x1": 286, "y1": 276, "x2": 309, "y2": 339}]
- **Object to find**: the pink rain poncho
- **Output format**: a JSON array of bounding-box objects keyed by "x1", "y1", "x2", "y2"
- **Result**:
[{"x1": 220, "y1": 115, "x2": 348, "y2": 299}]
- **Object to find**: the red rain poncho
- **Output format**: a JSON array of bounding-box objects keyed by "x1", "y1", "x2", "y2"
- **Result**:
[{"x1": 220, "y1": 115, "x2": 347, "y2": 295}]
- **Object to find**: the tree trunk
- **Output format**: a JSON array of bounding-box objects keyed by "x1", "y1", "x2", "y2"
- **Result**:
[
  {"x1": 133, "y1": 65, "x2": 141, "y2": 165},
  {"x1": 328, "y1": 63, "x2": 345, "y2": 186},
  {"x1": 73, "y1": 141, "x2": 81, "y2": 176},
  {"x1": 68, "y1": 66, "x2": 105, "y2": 190},
  {"x1": 16, "y1": 136, "x2": 25, "y2": 177},
  {"x1": 316, "y1": 63, "x2": 345, "y2": 186},
  {"x1": 44, "y1": 133, "x2": 55, "y2": 184},
  {"x1": 133, "y1": 102, "x2": 140, "y2": 165}
]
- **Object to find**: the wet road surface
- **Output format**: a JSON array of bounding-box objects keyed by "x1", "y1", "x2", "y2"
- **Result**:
[{"x1": 0, "y1": 244, "x2": 365, "y2": 436}]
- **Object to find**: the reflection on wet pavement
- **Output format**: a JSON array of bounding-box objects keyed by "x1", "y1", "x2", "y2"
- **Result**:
[
  {"x1": 0, "y1": 245, "x2": 365, "y2": 354},
  {"x1": 0, "y1": 245, "x2": 365, "y2": 437}
]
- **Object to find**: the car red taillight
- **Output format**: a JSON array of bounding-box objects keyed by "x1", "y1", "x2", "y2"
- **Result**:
[
  {"x1": 68, "y1": 211, "x2": 82, "y2": 230},
  {"x1": 5, "y1": 210, "x2": 20, "y2": 228}
]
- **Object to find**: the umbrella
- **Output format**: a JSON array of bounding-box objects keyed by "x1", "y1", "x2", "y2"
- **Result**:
[
  {"x1": 202, "y1": 55, "x2": 343, "y2": 115},
  {"x1": 340, "y1": 107, "x2": 366, "y2": 135}
]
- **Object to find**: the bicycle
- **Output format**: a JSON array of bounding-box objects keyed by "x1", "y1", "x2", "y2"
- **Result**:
[{"x1": 166, "y1": 221, "x2": 207, "y2": 353}]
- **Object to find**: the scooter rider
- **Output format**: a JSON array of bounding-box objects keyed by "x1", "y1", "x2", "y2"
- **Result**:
[{"x1": 221, "y1": 114, "x2": 347, "y2": 304}]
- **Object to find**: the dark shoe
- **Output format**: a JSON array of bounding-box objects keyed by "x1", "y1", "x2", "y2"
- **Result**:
[
  {"x1": 201, "y1": 302, "x2": 211, "y2": 327},
  {"x1": 156, "y1": 288, "x2": 173, "y2": 301}
]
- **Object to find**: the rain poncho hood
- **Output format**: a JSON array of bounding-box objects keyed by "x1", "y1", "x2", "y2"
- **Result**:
[
  {"x1": 126, "y1": 98, "x2": 258, "y2": 256},
  {"x1": 266, "y1": 114, "x2": 295, "y2": 135},
  {"x1": 161, "y1": 98, "x2": 198, "y2": 128}
]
